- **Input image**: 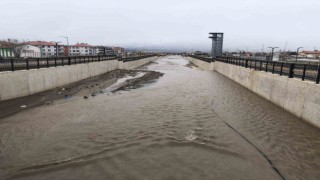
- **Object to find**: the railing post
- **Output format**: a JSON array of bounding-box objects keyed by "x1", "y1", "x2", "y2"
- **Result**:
[
  {"x1": 280, "y1": 63, "x2": 284, "y2": 76},
  {"x1": 54, "y1": 57, "x2": 57, "y2": 67},
  {"x1": 68, "y1": 57, "x2": 71, "y2": 65},
  {"x1": 302, "y1": 65, "x2": 307, "y2": 81},
  {"x1": 260, "y1": 61, "x2": 262, "y2": 71},
  {"x1": 98, "y1": 55, "x2": 101, "y2": 62},
  {"x1": 245, "y1": 59, "x2": 248, "y2": 68},
  {"x1": 265, "y1": 61, "x2": 268, "y2": 72},
  {"x1": 272, "y1": 62, "x2": 275, "y2": 74},
  {"x1": 46, "y1": 58, "x2": 49, "y2": 68},
  {"x1": 289, "y1": 64, "x2": 295, "y2": 78},
  {"x1": 37, "y1": 58, "x2": 40, "y2": 69},
  {"x1": 26, "y1": 59, "x2": 29, "y2": 70},
  {"x1": 316, "y1": 66, "x2": 320, "y2": 84},
  {"x1": 10, "y1": 59, "x2": 14, "y2": 71},
  {"x1": 254, "y1": 61, "x2": 257, "y2": 70},
  {"x1": 62, "y1": 57, "x2": 64, "y2": 66}
]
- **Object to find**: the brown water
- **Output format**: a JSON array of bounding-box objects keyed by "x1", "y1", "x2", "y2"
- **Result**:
[{"x1": 1, "y1": 56, "x2": 320, "y2": 180}]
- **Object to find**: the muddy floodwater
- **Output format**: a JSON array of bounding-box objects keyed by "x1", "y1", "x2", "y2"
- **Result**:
[{"x1": 1, "y1": 56, "x2": 320, "y2": 180}]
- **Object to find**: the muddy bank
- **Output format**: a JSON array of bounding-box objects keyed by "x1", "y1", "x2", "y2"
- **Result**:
[
  {"x1": 111, "y1": 71, "x2": 163, "y2": 92},
  {"x1": 185, "y1": 62, "x2": 197, "y2": 68},
  {"x1": 0, "y1": 69, "x2": 163, "y2": 119}
]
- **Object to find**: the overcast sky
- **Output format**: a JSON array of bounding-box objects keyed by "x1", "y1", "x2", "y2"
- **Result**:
[{"x1": 0, "y1": 0, "x2": 319, "y2": 52}]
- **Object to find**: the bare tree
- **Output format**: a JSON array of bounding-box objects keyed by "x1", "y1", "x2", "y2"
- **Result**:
[{"x1": 13, "y1": 46, "x2": 23, "y2": 58}]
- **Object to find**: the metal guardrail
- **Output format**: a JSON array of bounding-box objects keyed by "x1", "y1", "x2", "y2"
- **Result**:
[
  {"x1": 121, "y1": 55, "x2": 156, "y2": 62},
  {"x1": 188, "y1": 55, "x2": 213, "y2": 63},
  {"x1": 0, "y1": 55, "x2": 157, "y2": 72},
  {"x1": 215, "y1": 56, "x2": 320, "y2": 84}
]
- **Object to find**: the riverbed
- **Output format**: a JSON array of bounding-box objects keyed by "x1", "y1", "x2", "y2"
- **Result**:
[{"x1": 0, "y1": 56, "x2": 320, "y2": 180}]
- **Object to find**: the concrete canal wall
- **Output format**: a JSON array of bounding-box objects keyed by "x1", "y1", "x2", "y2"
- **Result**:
[
  {"x1": 186, "y1": 56, "x2": 320, "y2": 128},
  {"x1": 121, "y1": 56, "x2": 159, "y2": 70},
  {"x1": 214, "y1": 61, "x2": 320, "y2": 128},
  {"x1": 0, "y1": 57, "x2": 158, "y2": 101},
  {"x1": 185, "y1": 57, "x2": 214, "y2": 70}
]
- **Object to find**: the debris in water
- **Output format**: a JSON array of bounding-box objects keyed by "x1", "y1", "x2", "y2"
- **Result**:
[
  {"x1": 20, "y1": 105, "x2": 27, "y2": 108},
  {"x1": 185, "y1": 130, "x2": 197, "y2": 141},
  {"x1": 84, "y1": 96, "x2": 88, "y2": 99}
]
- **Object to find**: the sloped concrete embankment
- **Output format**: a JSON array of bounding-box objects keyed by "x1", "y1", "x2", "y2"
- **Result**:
[
  {"x1": 184, "y1": 57, "x2": 214, "y2": 70},
  {"x1": 118, "y1": 56, "x2": 158, "y2": 70},
  {"x1": 214, "y1": 61, "x2": 320, "y2": 128},
  {"x1": 0, "y1": 57, "x2": 158, "y2": 101}
]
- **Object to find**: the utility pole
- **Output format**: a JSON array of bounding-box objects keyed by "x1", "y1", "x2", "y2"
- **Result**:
[
  {"x1": 268, "y1": 47, "x2": 279, "y2": 61},
  {"x1": 296, "y1": 47, "x2": 303, "y2": 62},
  {"x1": 51, "y1": 41, "x2": 61, "y2": 57}
]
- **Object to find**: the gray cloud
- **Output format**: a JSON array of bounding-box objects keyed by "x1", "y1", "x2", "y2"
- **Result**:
[{"x1": 1, "y1": 0, "x2": 319, "y2": 52}]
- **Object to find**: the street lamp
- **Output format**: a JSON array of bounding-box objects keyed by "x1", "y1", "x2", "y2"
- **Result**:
[
  {"x1": 59, "y1": 36, "x2": 69, "y2": 46},
  {"x1": 296, "y1": 47, "x2": 303, "y2": 62},
  {"x1": 51, "y1": 41, "x2": 62, "y2": 57},
  {"x1": 268, "y1": 47, "x2": 279, "y2": 61}
]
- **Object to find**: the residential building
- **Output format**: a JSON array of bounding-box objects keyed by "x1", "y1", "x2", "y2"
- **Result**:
[
  {"x1": 112, "y1": 47, "x2": 126, "y2": 56},
  {"x1": 95, "y1": 46, "x2": 116, "y2": 56},
  {"x1": 25, "y1": 41, "x2": 64, "y2": 57},
  {"x1": 0, "y1": 41, "x2": 16, "y2": 58},
  {"x1": 300, "y1": 50, "x2": 320, "y2": 59},
  {"x1": 69, "y1": 43, "x2": 94, "y2": 56},
  {"x1": 0, "y1": 48, "x2": 14, "y2": 59},
  {"x1": 19, "y1": 45, "x2": 41, "y2": 58}
]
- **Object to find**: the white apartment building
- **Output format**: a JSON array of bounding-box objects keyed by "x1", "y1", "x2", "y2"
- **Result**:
[
  {"x1": 25, "y1": 41, "x2": 64, "y2": 57},
  {"x1": 69, "y1": 43, "x2": 94, "y2": 56},
  {"x1": 24, "y1": 41, "x2": 122, "y2": 57},
  {"x1": 19, "y1": 45, "x2": 41, "y2": 58}
]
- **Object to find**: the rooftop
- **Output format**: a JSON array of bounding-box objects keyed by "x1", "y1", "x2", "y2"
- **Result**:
[
  {"x1": 25, "y1": 41, "x2": 56, "y2": 46},
  {"x1": 72, "y1": 43, "x2": 92, "y2": 47}
]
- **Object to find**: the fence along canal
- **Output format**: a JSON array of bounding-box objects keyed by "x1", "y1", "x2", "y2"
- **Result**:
[
  {"x1": 189, "y1": 55, "x2": 320, "y2": 84},
  {"x1": 0, "y1": 55, "x2": 156, "y2": 72}
]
